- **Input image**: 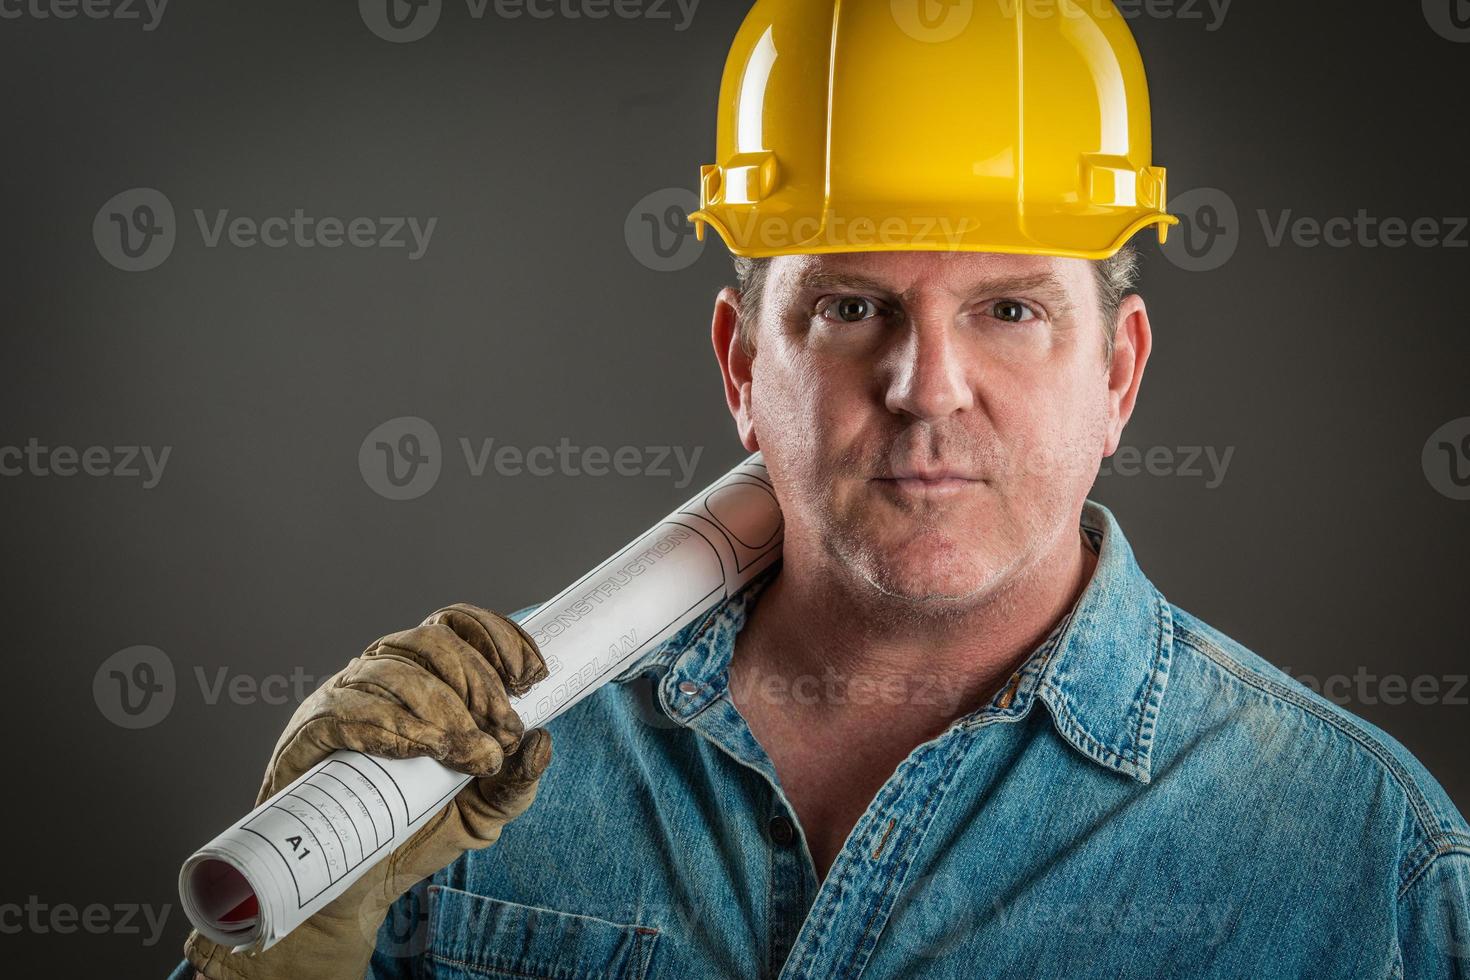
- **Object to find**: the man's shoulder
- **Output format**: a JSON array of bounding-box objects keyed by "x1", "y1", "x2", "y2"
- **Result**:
[{"x1": 1162, "y1": 602, "x2": 1470, "y2": 858}]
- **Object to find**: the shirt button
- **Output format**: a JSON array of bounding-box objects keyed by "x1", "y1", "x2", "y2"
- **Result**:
[
  {"x1": 677, "y1": 680, "x2": 700, "y2": 695},
  {"x1": 768, "y1": 814, "x2": 796, "y2": 846}
]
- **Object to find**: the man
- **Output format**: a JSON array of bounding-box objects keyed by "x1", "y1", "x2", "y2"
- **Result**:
[{"x1": 175, "y1": 1, "x2": 1470, "y2": 978}]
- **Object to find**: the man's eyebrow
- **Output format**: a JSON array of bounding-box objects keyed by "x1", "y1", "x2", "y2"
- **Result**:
[
  {"x1": 792, "y1": 270, "x2": 899, "y2": 296},
  {"x1": 965, "y1": 272, "x2": 1070, "y2": 301},
  {"x1": 792, "y1": 268, "x2": 1075, "y2": 313}
]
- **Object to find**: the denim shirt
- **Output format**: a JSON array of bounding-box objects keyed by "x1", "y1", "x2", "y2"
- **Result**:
[{"x1": 171, "y1": 501, "x2": 1470, "y2": 979}]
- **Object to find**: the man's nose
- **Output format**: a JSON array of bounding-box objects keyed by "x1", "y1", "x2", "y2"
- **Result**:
[{"x1": 882, "y1": 316, "x2": 975, "y2": 421}]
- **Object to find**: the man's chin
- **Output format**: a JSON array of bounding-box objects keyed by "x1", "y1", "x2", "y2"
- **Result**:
[
  {"x1": 861, "y1": 569, "x2": 997, "y2": 606},
  {"x1": 844, "y1": 534, "x2": 1002, "y2": 605}
]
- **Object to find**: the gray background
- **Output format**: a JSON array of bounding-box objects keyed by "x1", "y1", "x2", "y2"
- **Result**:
[{"x1": 1, "y1": 0, "x2": 1467, "y2": 974}]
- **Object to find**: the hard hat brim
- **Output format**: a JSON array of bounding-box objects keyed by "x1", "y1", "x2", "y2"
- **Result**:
[{"x1": 689, "y1": 207, "x2": 1178, "y2": 261}]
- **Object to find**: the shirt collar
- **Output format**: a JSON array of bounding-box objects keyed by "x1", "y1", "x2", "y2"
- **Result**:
[
  {"x1": 1028, "y1": 500, "x2": 1174, "y2": 784},
  {"x1": 615, "y1": 500, "x2": 1174, "y2": 785}
]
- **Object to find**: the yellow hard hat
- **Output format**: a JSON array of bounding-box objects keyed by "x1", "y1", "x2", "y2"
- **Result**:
[{"x1": 688, "y1": 0, "x2": 1176, "y2": 260}]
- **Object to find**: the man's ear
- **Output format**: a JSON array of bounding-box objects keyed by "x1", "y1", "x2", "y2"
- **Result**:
[
  {"x1": 1103, "y1": 293, "x2": 1152, "y2": 457},
  {"x1": 711, "y1": 286, "x2": 760, "y2": 452}
]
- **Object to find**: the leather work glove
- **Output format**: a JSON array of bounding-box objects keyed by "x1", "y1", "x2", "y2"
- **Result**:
[{"x1": 184, "y1": 604, "x2": 553, "y2": 980}]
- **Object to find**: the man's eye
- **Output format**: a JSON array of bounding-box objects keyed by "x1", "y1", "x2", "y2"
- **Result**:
[
  {"x1": 989, "y1": 299, "x2": 1037, "y2": 323},
  {"x1": 821, "y1": 296, "x2": 882, "y2": 323}
]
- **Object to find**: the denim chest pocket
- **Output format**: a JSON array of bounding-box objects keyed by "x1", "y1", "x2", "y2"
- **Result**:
[{"x1": 425, "y1": 885, "x2": 661, "y2": 980}]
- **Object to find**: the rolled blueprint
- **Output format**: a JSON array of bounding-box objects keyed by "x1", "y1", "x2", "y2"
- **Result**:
[{"x1": 179, "y1": 451, "x2": 782, "y2": 951}]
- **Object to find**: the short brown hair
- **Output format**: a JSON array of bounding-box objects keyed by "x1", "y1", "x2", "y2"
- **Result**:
[{"x1": 731, "y1": 244, "x2": 1140, "y2": 363}]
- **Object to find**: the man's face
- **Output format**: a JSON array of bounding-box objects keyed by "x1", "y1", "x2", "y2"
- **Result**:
[{"x1": 723, "y1": 250, "x2": 1141, "y2": 614}]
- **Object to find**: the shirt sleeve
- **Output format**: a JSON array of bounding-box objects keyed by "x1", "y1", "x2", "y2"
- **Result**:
[{"x1": 1398, "y1": 850, "x2": 1470, "y2": 979}]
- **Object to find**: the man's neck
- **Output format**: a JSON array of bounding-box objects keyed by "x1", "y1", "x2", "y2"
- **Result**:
[{"x1": 730, "y1": 522, "x2": 1098, "y2": 745}]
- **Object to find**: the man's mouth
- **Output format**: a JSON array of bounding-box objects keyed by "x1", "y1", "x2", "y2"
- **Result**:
[{"x1": 872, "y1": 473, "x2": 981, "y2": 497}]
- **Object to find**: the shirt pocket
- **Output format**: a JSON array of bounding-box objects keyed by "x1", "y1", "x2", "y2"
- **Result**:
[{"x1": 424, "y1": 884, "x2": 661, "y2": 980}]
